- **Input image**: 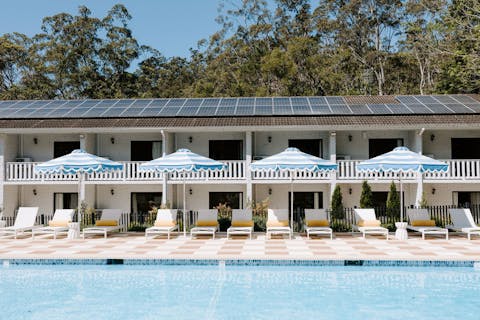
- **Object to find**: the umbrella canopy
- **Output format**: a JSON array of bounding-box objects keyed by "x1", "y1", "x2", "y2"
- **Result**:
[
  {"x1": 250, "y1": 147, "x2": 337, "y2": 230},
  {"x1": 356, "y1": 146, "x2": 449, "y2": 222},
  {"x1": 35, "y1": 149, "x2": 123, "y2": 174},
  {"x1": 139, "y1": 148, "x2": 226, "y2": 237},
  {"x1": 356, "y1": 147, "x2": 448, "y2": 173}
]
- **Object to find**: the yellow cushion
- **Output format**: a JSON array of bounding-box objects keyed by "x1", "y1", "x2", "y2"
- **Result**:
[
  {"x1": 154, "y1": 220, "x2": 176, "y2": 227},
  {"x1": 267, "y1": 220, "x2": 289, "y2": 227},
  {"x1": 196, "y1": 220, "x2": 218, "y2": 227},
  {"x1": 306, "y1": 219, "x2": 329, "y2": 227},
  {"x1": 358, "y1": 220, "x2": 381, "y2": 227},
  {"x1": 95, "y1": 220, "x2": 118, "y2": 227},
  {"x1": 411, "y1": 219, "x2": 436, "y2": 227},
  {"x1": 48, "y1": 220, "x2": 69, "y2": 227},
  {"x1": 232, "y1": 220, "x2": 254, "y2": 227}
]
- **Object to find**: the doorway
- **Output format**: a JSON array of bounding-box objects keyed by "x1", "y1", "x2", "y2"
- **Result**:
[
  {"x1": 54, "y1": 141, "x2": 80, "y2": 158},
  {"x1": 131, "y1": 141, "x2": 162, "y2": 161},
  {"x1": 53, "y1": 193, "x2": 78, "y2": 211},
  {"x1": 209, "y1": 140, "x2": 243, "y2": 160},
  {"x1": 209, "y1": 192, "x2": 243, "y2": 210},
  {"x1": 451, "y1": 138, "x2": 480, "y2": 159},
  {"x1": 288, "y1": 139, "x2": 322, "y2": 157},
  {"x1": 288, "y1": 191, "x2": 323, "y2": 231},
  {"x1": 369, "y1": 139, "x2": 403, "y2": 158}
]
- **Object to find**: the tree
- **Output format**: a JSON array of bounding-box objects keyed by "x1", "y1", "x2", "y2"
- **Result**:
[
  {"x1": 386, "y1": 181, "x2": 400, "y2": 219},
  {"x1": 359, "y1": 181, "x2": 373, "y2": 208},
  {"x1": 330, "y1": 185, "x2": 344, "y2": 218}
]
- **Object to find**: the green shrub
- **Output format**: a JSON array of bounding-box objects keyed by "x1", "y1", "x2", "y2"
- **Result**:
[
  {"x1": 382, "y1": 223, "x2": 396, "y2": 232},
  {"x1": 253, "y1": 215, "x2": 267, "y2": 231},
  {"x1": 331, "y1": 185, "x2": 344, "y2": 218},
  {"x1": 218, "y1": 217, "x2": 231, "y2": 231},
  {"x1": 386, "y1": 181, "x2": 400, "y2": 220},
  {"x1": 128, "y1": 223, "x2": 147, "y2": 232},
  {"x1": 330, "y1": 221, "x2": 351, "y2": 232},
  {"x1": 360, "y1": 181, "x2": 373, "y2": 208}
]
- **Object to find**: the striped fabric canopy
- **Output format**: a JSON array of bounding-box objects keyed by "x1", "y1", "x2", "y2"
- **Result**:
[
  {"x1": 34, "y1": 149, "x2": 124, "y2": 174},
  {"x1": 356, "y1": 147, "x2": 448, "y2": 173},
  {"x1": 138, "y1": 149, "x2": 226, "y2": 173},
  {"x1": 250, "y1": 147, "x2": 337, "y2": 172}
]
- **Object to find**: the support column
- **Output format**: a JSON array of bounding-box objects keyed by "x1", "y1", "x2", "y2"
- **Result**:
[
  {"x1": 245, "y1": 131, "x2": 253, "y2": 207},
  {"x1": 0, "y1": 134, "x2": 5, "y2": 213},
  {"x1": 414, "y1": 129, "x2": 424, "y2": 207},
  {"x1": 329, "y1": 131, "x2": 337, "y2": 202},
  {"x1": 161, "y1": 130, "x2": 168, "y2": 205}
]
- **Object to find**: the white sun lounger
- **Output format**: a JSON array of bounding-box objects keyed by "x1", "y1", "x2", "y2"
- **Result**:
[
  {"x1": 145, "y1": 209, "x2": 178, "y2": 239},
  {"x1": 227, "y1": 209, "x2": 254, "y2": 239},
  {"x1": 304, "y1": 209, "x2": 333, "y2": 239},
  {"x1": 266, "y1": 209, "x2": 292, "y2": 239},
  {"x1": 0, "y1": 207, "x2": 39, "y2": 239},
  {"x1": 82, "y1": 209, "x2": 123, "y2": 239},
  {"x1": 447, "y1": 208, "x2": 480, "y2": 240},
  {"x1": 190, "y1": 209, "x2": 218, "y2": 239},
  {"x1": 32, "y1": 209, "x2": 75, "y2": 240},
  {"x1": 406, "y1": 208, "x2": 448, "y2": 240},
  {"x1": 353, "y1": 209, "x2": 388, "y2": 239}
]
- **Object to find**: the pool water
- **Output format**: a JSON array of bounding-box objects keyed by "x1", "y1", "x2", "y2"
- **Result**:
[{"x1": 1, "y1": 264, "x2": 480, "y2": 320}]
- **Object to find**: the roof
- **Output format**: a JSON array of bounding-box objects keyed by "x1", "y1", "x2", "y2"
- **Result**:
[{"x1": 0, "y1": 94, "x2": 479, "y2": 119}]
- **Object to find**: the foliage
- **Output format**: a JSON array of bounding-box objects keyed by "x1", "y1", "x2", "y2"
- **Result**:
[
  {"x1": 330, "y1": 221, "x2": 351, "y2": 232},
  {"x1": 330, "y1": 185, "x2": 344, "y2": 219},
  {"x1": 359, "y1": 181, "x2": 373, "y2": 208},
  {"x1": 419, "y1": 192, "x2": 428, "y2": 208},
  {"x1": 386, "y1": 181, "x2": 401, "y2": 219},
  {"x1": 383, "y1": 223, "x2": 396, "y2": 232},
  {"x1": 253, "y1": 215, "x2": 267, "y2": 232}
]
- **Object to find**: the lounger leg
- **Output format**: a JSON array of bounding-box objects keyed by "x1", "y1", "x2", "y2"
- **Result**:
[
  {"x1": 446, "y1": 232, "x2": 448, "y2": 240},
  {"x1": 468, "y1": 233, "x2": 471, "y2": 241},
  {"x1": 330, "y1": 232, "x2": 333, "y2": 240},
  {"x1": 104, "y1": 231, "x2": 107, "y2": 239},
  {"x1": 32, "y1": 231, "x2": 35, "y2": 240},
  {"x1": 422, "y1": 232, "x2": 425, "y2": 240}
]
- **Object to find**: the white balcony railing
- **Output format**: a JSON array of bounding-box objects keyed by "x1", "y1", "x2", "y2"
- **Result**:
[{"x1": 252, "y1": 170, "x2": 332, "y2": 180}]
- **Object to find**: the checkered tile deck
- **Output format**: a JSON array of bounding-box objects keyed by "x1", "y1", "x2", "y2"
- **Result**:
[{"x1": 0, "y1": 232, "x2": 479, "y2": 261}]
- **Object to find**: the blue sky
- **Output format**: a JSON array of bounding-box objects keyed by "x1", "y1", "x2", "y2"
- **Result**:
[{"x1": 0, "y1": 0, "x2": 222, "y2": 58}]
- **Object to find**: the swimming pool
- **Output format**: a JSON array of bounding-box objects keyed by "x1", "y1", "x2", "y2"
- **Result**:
[{"x1": 1, "y1": 264, "x2": 479, "y2": 320}]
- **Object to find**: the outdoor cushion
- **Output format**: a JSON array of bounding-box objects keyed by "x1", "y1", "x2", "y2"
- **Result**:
[
  {"x1": 95, "y1": 220, "x2": 118, "y2": 227},
  {"x1": 154, "y1": 220, "x2": 176, "y2": 227},
  {"x1": 358, "y1": 220, "x2": 381, "y2": 227},
  {"x1": 48, "y1": 220, "x2": 69, "y2": 227},
  {"x1": 231, "y1": 220, "x2": 254, "y2": 227},
  {"x1": 196, "y1": 220, "x2": 219, "y2": 227},
  {"x1": 306, "y1": 219, "x2": 329, "y2": 227},
  {"x1": 267, "y1": 220, "x2": 289, "y2": 227},
  {"x1": 411, "y1": 220, "x2": 436, "y2": 227}
]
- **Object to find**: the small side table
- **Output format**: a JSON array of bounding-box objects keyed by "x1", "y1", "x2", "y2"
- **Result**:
[
  {"x1": 0, "y1": 220, "x2": 5, "y2": 228},
  {"x1": 395, "y1": 222, "x2": 408, "y2": 240},
  {"x1": 67, "y1": 222, "x2": 80, "y2": 239}
]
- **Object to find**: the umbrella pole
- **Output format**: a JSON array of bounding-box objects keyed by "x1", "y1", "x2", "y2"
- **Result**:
[
  {"x1": 290, "y1": 171, "x2": 294, "y2": 231},
  {"x1": 78, "y1": 173, "x2": 84, "y2": 226},
  {"x1": 399, "y1": 173, "x2": 403, "y2": 223},
  {"x1": 183, "y1": 174, "x2": 187, "y2": 237}
]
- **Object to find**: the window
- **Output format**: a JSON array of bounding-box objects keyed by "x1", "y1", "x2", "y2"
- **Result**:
[
  {"x1": 368, "y1": 139, "x2": 403, "y2": 158},
  {"x1": 209, "y1": 192, "x2": 243, "y2": 209},
  {"x1": 209, "y1": 140, "x2": 243, "y2": 160},
  {"x1": 454, "y1": 191, "x2": 480, "y2": 208},
  {"x1": 451, "y1": 138, "x2": 480, "y2": 159},
  {"x1": 288, "y1": 139, "x2": 322, "y2": 157},
  {"x1": 53, "y1": 193, "x2": 78, "y2": 211},
  {"x1": 288, "y1": 191, "x2": 323, "y2": 232},
  {"x1": 54, "y1": 141, "x2": 80, "y2": 158},
  {"x1": 131, "y1": 192, "x2": 162, "y2": 215},
  {"x1": 131, "y1": 141, "x2": 162, "y2": 161}
]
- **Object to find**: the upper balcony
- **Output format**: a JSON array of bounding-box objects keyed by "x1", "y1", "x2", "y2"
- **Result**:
[{"x1": 4, "y1": 159, "x2": 480, "y2": 184}]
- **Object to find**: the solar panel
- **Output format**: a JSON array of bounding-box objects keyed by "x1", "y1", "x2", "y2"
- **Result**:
[
  {"x1": 139, "y1": 108, "x2": 163, "y2": 116},
  {"x1": 386, "y1": 104, "x2": 412, "y2": 114},
  {"x1": 83, "y1": 108, "x2": 109, "y2": 117},
  {"x1": 308, "y1": 97, "x2": 327, "y2": 105},
  {"x1": 446, "y1": 104, "x2": 474, "y2": 113},
  {"x1": 219, "y1": 98, "x2": 237, "y2": 107},
  {"x1": 463, "y1": 103, "x2": 480, "y2": 112},
  {"x1": 201, "y1": 98, "x2": 221, "y2": 107},
  {"x1": 330, "y1": 105, "x2": 352, "y2": 114},
  {"x1": 178, "y1": 106, "x2": 199, "y2": 116},
  {"x1": 130, "y1": 99, "x2": 153, "y2": 108},
  {"x1": 237, "y1": 98, "x2": 255, "y2": 106},
  {"x1": 28, "y1": 109, "x2": 57, "y2": 117},
  {"x1": 148, "y1": 99, "x2": 168, "y2": 108},
  {"x1": 452, "y1": 95, "x2": 478, "y2": 103},
  {"x1": 350, "y1": 104, "x2": 371, "y2": 114},
  {"x1": 424, "y1": 104, "x2": 453, "y2": 113},
  {"x1": 396, "y1": 96, "x2": 419, "y2": 104},
  {"x1": 49, "y1": 108, "x2": 74, "y2": 117},
  {"x1": 165, "y1": 99, "x2": 185, "y2": 107},
  {"x1": 292, "y1": 105, "x2": 311, "y2": 115},
  {"x1": 368, "y1": 104, "x2": 391, "y2": 114},
  {"x1": 407, "y1": 104, "x2": 432, "y2": 113},
  {"x1": 216, "y1": 107, "x2": 234, "y2": 116},
  {"x1": 183, "y1": 99, "x2": 203, "y2": 107},
  {"x1": 102, "y1": 108, "x2": 127, "y2": 117},
  {"x1": 119, "y1": 108, "x2": 144, "y2": 117},
  {"x1": 196, "y1": 107, "x2": 217, "y2": 116},
  {"x1": 111, "y1": 99, "x2": 135, "y2": 108},
  {"x1": 433, "y1": 95, "x2": 456, "y2": 103},
  {"x1": 415, "y1": 96, "x2": 437, "y2": 103},
  {"x1": 326, "y1": 96, "x2": 345, "y2": 105},
  {"x1": 158, "y1": 107, "x2": 181, "y2": 116},
  {"x1": 63, "y1": 108, "x2": 90, "y2": 117},
  {"x1": 236, "y1": 106, "x2": 254, "y2": 115},
  {"x1": 255, "y1": 97, "x2": 272, "y2": 106},
  {"x1": 310, "y1": 105, "x2": 331, "y2": 114}
]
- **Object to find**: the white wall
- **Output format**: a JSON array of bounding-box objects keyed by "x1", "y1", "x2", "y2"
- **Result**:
[
  {"x1": 337, "y1": 182, "x2": 418, "y2": 208},
  {"x1": 254, "y1": 131, "x2": 329, "y2": 158},
  {"x1": 96, "y1": 184, "x2": 163, "y2": 212},
  {"x1": 254, "y1": 184, "x2": 330, "y2": 209},
  {"x1": 178, "y1": 184, "x2": 246, "y2": 210},
  {"x1": 3, "y1": 186, "x2": 18, "y2": 217},
  {"x1": 423, "y1": 130, "x2": 480, "y2": 159},
  {"x1": 97, "y1": 132, "x2": 163, "y2": 161},
  {"x1": 175, "y1": 132, "x2": 245, "y2": 158},
  {"x1": 22, "y1": 134, "x2": 80, "y2": 161}
]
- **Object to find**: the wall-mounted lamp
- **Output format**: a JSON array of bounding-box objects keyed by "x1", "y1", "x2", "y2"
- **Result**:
[
  {"x1": 188, "y1": 136, "x2": 193, "y2": 143},
  {"x1": 33, "y1": 189, "x2": 37, "y2": 196},
  {"x1": 110, "y1": 189, "x2": 115, "y2": 196},
  {"x1": 189, "y1": 188, "x2": 193, "y2": 195},
  {"x1": 33, "y1": 137, "x2": 38, "y2": 145},
  {"x1": 268, "y1": 136, "x2": 272, "y2": 143},
  {"x1": 268, "y1": 188, "x2": 272, "y2": 195},
  {"x1": 348, "y1": 188, "x2": 352, "y2": 195},
  {"x1": 110, "y1": 137, "x2": 115, "y2": 144},
  {"x1": 430, "y1": 134, "x2": 435, "y2": 142},
  {"x1": 432, "y1": 188, "x2": 436, "y2": 195},
  {"x1": 348, "y1": 134, "x2": 352, "y2": 142}
]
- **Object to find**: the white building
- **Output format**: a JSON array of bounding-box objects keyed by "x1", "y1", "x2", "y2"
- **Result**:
[{"x1": 1, "y1": 95, "x2": 480, "y2": 222}]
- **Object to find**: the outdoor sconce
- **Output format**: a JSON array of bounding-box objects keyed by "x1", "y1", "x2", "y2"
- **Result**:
[
  {"x1": 349, "y1": 188, "x2": 352, "y2": 195},
  {"x1": 188, "y1": 136, "x2": 193, "y2": 143},
  {"x1": 110, "y1": 137, "x2": 115, "y2": 144},
  {"x1": 432, "y1": 188, "x2": 436, "y2": 195},
  {"x1": 33, "y1": 137, "x2": 38, "y2": 145},
  {"x1": 268, "y1": 188, "x2": 272, "y2": 195},
  {"x1": 110, "y1": 189, "x2": 115, "y2": 196},
  {"x1": 430, "y1": 134, "x2": 435, "y2": 142},
  {"x1": 189, "y1": 188, "x2": 193, "y2": 195},
  {"x1": 268, "y1": 136, "x2": 272, "y2": 143},
  {"x1": 348, "y1": 134, "x2": 352, "y2": 142},
  {"x1": 33, "y1": 189, "x2": 37, "y2": 196}
]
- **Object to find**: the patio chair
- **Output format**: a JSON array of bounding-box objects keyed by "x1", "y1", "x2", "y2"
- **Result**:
[
  {"x1": 227, "y1": 209, "x2": 254, "y2": 239},
  {"x1": 447, "y1": 208, "x2": 480, "y2": 240},
  {"x1": 304, "y1": 209, "x2": 333, "y2": 239},
  {"x1": 145, "y1": 209, "x2": 178, "y2": 239},
  {"x1": 32, "y1": 209, "x2": 75, "y2": 240},
  {"x1": 353, "y1": 209, "x2": 388, "y2": 239},
  {"x1": 406, "y1": 208, "x2": 448, "y2": 240},
  {"x1": 266, "y1": 209, "x2": 292, "y2": 239},
  {"x1": 82, "y1": 209, "x2": 123, "y2": 239},
  {"x1": 0, "y1": 207, "x2": 39, "y2": 239},
  {"x1": 190, "y1": 209, "x2": 218, "y2": 239}
]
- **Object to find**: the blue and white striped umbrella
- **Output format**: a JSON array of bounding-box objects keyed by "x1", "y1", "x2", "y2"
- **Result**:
[
  {"x1": 250, "y1": 147, "x2": 337, "y2": 172},
  {"x1": 356, "y1": 147, "x2": 448, "y2": 173},
  {"x1": 35, "y1": 149, "x2": 123, "y2": 174},
  {"x1": 138, "y1": 148, "x2": 226, "y2": 173}
]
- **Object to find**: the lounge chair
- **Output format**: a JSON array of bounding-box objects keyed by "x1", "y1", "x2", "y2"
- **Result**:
[
  {"x1": 304, "y1": 209, "x2": 333, "y2": 239},
  {"x1": 406, "y1": 208, "x2": 448, "y2": 240},
  {"x1": 447, "y1": 208, "x2": 480, "y2": 240},
  {"x1": 227, "y1": 209, "x2": 254, "y2": 239},
  {"x1": 266, "y1": 209, "x2": 292, "y2": 239},
  {"x1": 82, "y1": 209, "x2": 123, "y2": 239},
  {"x1": 353, "y1": 209, "x2": 388, "y2": 239},
  {"x1": 190, "y1": 209, "x2": 218, "y2": 239},
  {"x1": 145, "y1": 209, "x2": 178, "y2": 239},
  {"x1": 32, "y1": 209, "x2": 75, "y2": 240},
  {"x1": 0, "y1": 207, "x2": 39, "y2": 239}
]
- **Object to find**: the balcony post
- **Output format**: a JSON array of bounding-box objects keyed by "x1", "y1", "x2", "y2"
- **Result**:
[
  {"x1": 0, "y1": 134, "x2": 5, "y2": 211},
  {"x1": 245, "y1": 131, "x2": 253, "y2": 206},
  {"x1": 161, "y1": 130, "x2": 168, "y2": 205},
  {"x1": 415, "y1": 172, "x2": 423, "y2": 207},
  {"x1": 329, "y1": 131, "x2": 337, "y2": 201}
]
